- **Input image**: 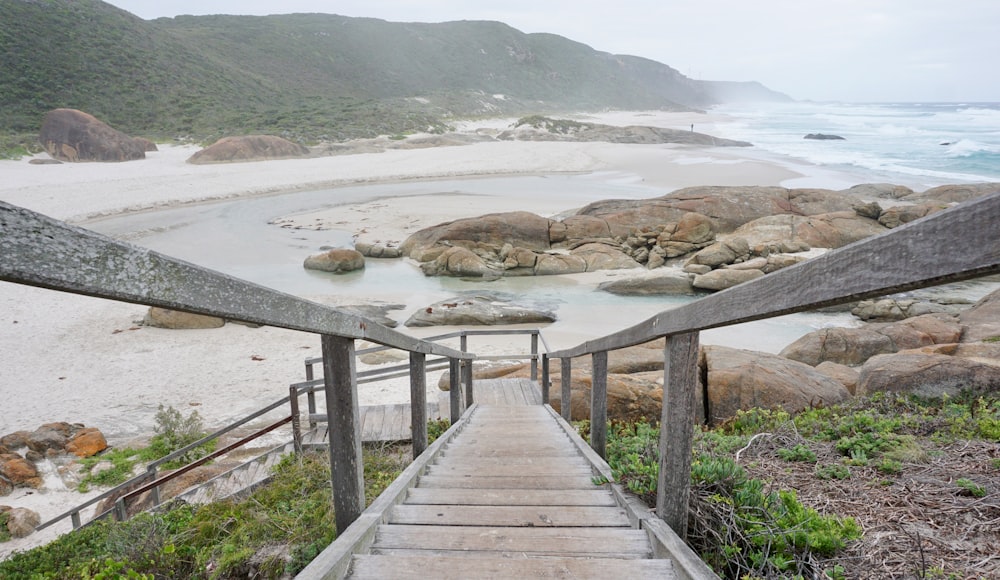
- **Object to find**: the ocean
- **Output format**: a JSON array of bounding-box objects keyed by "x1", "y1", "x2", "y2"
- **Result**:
[{"x1": 712, "y1": 101, "x2": 1000, "y2": 188}]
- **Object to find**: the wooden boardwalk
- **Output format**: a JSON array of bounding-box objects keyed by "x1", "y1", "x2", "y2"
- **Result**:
[
  {"x1": 303, "y1": 378, "x2": 543, "y2": 446},
  {"x1": 299, "y1": 379, "x2": 715, "y2": 579}
]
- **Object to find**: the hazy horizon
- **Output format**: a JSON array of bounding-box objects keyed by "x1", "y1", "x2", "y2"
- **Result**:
[{"x1": 103, "y1": 0, "x2": 999, "y2": 104}]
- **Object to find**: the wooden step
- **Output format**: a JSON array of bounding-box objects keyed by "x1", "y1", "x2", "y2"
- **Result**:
[
  {"x1": 347, "y1": 554, "x2": 675, "y2": 579},
  {"x1": 388, "y1": 504, "x2": 631, "y2": 527},
  {"x1": 370, "y1": 525, "x2": 650, "y2": 556},
  {"x1": 405, "y1": 488, "x2": 617, "y2": 507},
  {"x1": 416, "y1": 474, "x2": 601, "y2": 490}
]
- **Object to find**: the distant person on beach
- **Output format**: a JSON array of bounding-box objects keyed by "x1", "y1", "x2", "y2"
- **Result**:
[{"x1": 690, "y1": 124, "x2": 694, "y2": 132}]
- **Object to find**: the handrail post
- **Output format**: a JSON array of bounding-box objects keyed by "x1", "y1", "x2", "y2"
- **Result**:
[
  {"x1": 305, "y1": 360, "x2": 318, "y2": 430},
  {"x1": 290, "y1": 384, "x2": 302, "y2": 453},
  {"x1": 590, "y1": 351, "x2": 608, "y2": 459},
  {"x1": 560, "y1": 357, "x2": 572, "y2": 421},
  {"x1": 70, "y1": 511, "x2": 81, "y2": 529},
  {"x1": 462, "y1": 359, "x2": 474, "y2": 406},
  {"x1": 530, "y1": 332, "x2": 539, "y2": 380},
  {"x1": 321, "y1": 335, "x2": 364, "y2": 534},
  {"x1": 449, "y1": 358, "x2": 462, "y2": 423},
  {"x1": 656, "y1": 332, "x2": 700, "y2": 540},
  {"x1": 459, "y1": 332, "x2": 468, "y2": 354},
  {"x1": 541, "y1": 354, "x2": 550, "y2": 404},
  {"x1": 409, "y1": 352, "x2": 428, "y2": 458},
  {"x1": 146, "y1": 466, "x2": 160, "y2": 507}
]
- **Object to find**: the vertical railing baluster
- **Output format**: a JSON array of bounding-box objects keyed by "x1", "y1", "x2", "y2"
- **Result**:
[
  {"x1": 305, "y1": 360, "x2": 317, "y2": 430},
  {"x1": 409, "y1": 352, "x2": 428, "y2": 458},
  {"x1": 530, "y1": 332, "x2": 539, "y2": 380},
  {"x1": 657, "y1": 332, "x2": 700, "y2": 540},
  {"x1": 449, "y1": 358, "x2": 462, "y2": 423},
  {"x1": 560, "y1": 357, "x2": 572, "y2": 421},
  {"x1": 321, "y1": 335, "x2": 364, "y2": 534},
  {"x1": 462, "y1": 359, "x2": 474, "y2": 406},
  {"x1": 590, "y1": 351, "x2": 608, "y2": 459},
  {"x1": 290, "y1": 384, "x2": 302, "y2": 453},
  {"x1": 541, "y1": 354, "x2": 550, "y2": 404}
]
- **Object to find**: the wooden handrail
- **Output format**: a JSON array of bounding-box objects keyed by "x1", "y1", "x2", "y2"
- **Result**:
[{"x1": 0, "y1": 202, "x2": 469, "y2": 360}]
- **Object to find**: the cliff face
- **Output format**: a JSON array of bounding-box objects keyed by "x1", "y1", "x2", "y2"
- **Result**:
[{"x1": 1, "y1": 0, "x2": 790, "y2": 141}]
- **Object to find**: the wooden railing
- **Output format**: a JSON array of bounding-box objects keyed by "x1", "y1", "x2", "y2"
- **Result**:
[
  {"x1": 4, "y1": 193, "x2": 1000, "y2": 546},
  {"x1": 290, "y1": 329, "x2": 548, "y2": 457},
  {"x1": 0, "y1": 201, "x2": 472, "y2": 536},
  {"x1": 545, "y1": 192, "x2": 1000, "y2": 539}
]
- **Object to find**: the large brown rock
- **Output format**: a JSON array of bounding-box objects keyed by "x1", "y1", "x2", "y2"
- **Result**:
[
  {"x1": 187, "y1": 135, "x2": 309, "y2": 164},
  {"x1": 575, "y1": 186, "x2": 859, "y2": 234},
  {"x1": 878, "y1": 202, "x2": 949, "y2": 228},
  {"x1": 732, "y1": 211, "x2": 887, "y2": 249},
  {"x1": 960, "y1": 288, "x2": 1000, "y2": 343},
  {"x1": 703, "y1": 346, "x2": 851, "y2": 425},
  {"x1": 400, "y1": 212, "x2": 553, "y2": 258},
  {"x1": 39, "y1": 109, "x2": 145, "y2": 162},
  {"x1": 144, "y1": 307, "x2": 225, "y2": 329},
  {"x1": 0, "y1": 454, "x2": 43, "y2": 490},
  {"x1": 420, "y1": 246, "x2": 498, "y2": 277},
  {"x1": 843, "y1": 183, "x2": 915, "y2": 199},
  {"x1": 533, "y1": 253, "x2": 587, "y2": 275},
  {"x1": 2, "y1": 506, "x2": 41, "y2": 538},
  {"x1": 24, "y1": 423, "x2": 71, "y2": 454},
  {"x1": 550, "y1": 215, "x2": 613, "y2": 243},
  {"x1": 303, "y1": 248, "x2": 365, "y2": 273},
  {"x1": 404, "y1": 296, "x2": 556, "y2": 327},
  {"x1": 857, "y1": 353, "x2": 1000, "y2": 397},
  {"x1": 780, "y1": 314, "x2": 962, "y2": 366},
  {"x1": 903, "y1": 183, "x2": 1000, "y2": 204},
  {"x1": 65, "y1": 428, "x2": 108, "y2": 458},
  {"x1": 548, "y1": 371, "x2": 664, "y2": 424},
  {"x1": 597, "y1": 270, "x2": 697, "y2": 296},
  {"x1": 570, "y1": 243, "x2": 640, "y2": 271},
  {"x1": 692, "y1": 268, "x2": 764, "y2": 291}
]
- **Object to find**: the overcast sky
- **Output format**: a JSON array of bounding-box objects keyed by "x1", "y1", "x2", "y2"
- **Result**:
[{"x1": 105, "y1": 0, "x2": 998, "y2": 103}]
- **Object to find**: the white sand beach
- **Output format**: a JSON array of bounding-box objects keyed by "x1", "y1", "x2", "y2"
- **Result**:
[{"x1": 0, "y1": 110, "x2": 878, "y2": 555}]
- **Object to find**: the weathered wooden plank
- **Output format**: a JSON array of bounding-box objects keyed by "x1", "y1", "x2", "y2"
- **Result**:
[
  {"x1": 441, "y1": 446, "x2": 578, "y2": 458},
  {"x1": 405, "y1": 488, "x2": 617, "y2": 507},
  {"x1": 423, "y1": 462, "x2": 594, "y2": 477},
  {"x1": 322, "y1": 335, "x2": 364, "y2": 535},
  {"x1": 367, "y1": 548, "x2": 649, "y2": 560},
  {"x1": 430, "y1": 455, "x2": 590, "y2": 468},
  {"x1": 348, "y1": 554, "x2": 675, "y2": 579},
  {"x1": 416, "y1": 475, "x2": 602, "y2": 490},
  {"x1": 548, "y1": 193, "x2": 1000, "y2": 359},
  {"x1": 591, "y1": 351, "x2": 608, "y2": 459},
  {"x1": 389, "y1": 505, "x2": 631, "y2": 527},
  {"x1": 360, "y1": 406, "x2": 384, "y2": 442},
  {"x1": 658, "y1": 332, "x2": 700, "y2": 540},
  {"x1": 561, "y1": 357, "x2": 573, "y2": 420},
  {"x1": 409, "y1": 353, "x2": 427, "y2": 457},
  {"x1": 372, "y1": 525, "x2": 648, "y2": 554}
]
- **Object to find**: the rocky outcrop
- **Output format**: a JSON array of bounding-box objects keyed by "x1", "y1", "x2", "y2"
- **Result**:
[
  {"x1": 303, "y1": 248, "x2": 365, "y2": 273},
  {"x1": 692, "y1": 268, "x2": 764, "y2": 291},
  {"x1": 856, "y1": 353, "x2": 1000, "y2": 398},
  {"x1": 814, "y1": 361, "x2": 860, "y2": 395},
  {"x1": 703, "y1": 346, "x2": 851, "y2": 424},
  {"x1": 878, "y1": 201, "x2": 949, "y2": 228},
  {"x1": 187, "y1": 135, "x2": 310, "y2": 164},
  {"x1": 144, "y1": 307, "x2": 226, "y2": 330},
  {"x1": 0, "y1": 454, "x2": 43, "y2": 490},
  {"x1": 732, "y1": 211, "x2": 887, "y2": 249},
  {"x1": 405, "y1": 295, "x2": 556, "y2": 327},
  {"x1": 804, "y1": 133, "x2": 845, "y2": 140},
  {"x1": 851, "y1": 297, "x2": 970, "y2": 322},
  {"x1": 901, "y1": 183, "x2": 1000, "y2": 204},
  {"x1": 780, "y1": 314, "x2": 963, "y2": 367},
  {"x1": 959, "y1": 288, "x2": 1000, "y2": 343},
  {"x1": 400, "y1": 212, "x2": 553, "y2": 260},
  {"x1": 355, "y1": 241, "x2": 402, "y2": 259},
  {"x1": 65, "y1": 428, "x2": 108, "y2": 458},
  {"x1": 598, "y1": 270, "x2": 698, "y2": 296},
  {"x1": 1, "y1": 506, "x2": 41, "y2": 538},
  {"x1": 39, "y1": 109, "x2": 145, "y2": 162},
  {"x1": 843, "y1": 183, "x2": 915, "y2": 199},
  {"x1": 497, "y1": 116, "x2": 752, "y2": 147}
]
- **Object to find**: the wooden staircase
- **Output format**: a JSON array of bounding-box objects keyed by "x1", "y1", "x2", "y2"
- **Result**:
[{"x1": 342, "y1": 396, "x2": 677, "y2": 578}]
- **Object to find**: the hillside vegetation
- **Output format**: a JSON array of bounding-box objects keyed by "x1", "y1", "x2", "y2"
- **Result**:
[{"x1": 0, "y1": 0, "x2": 788, "y2": 145}]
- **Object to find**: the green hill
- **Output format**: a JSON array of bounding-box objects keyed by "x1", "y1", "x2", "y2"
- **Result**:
[{"x1": 0, "y1": 0, "x2": 790, "y2": 144}]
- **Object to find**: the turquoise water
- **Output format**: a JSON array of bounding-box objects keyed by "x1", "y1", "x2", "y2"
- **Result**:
[{"x1": 713, "y1": 102, "x2": 1000, "y2": 187}]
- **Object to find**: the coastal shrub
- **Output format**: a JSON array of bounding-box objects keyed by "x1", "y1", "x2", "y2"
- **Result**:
[
  {"x1": 777, "y1": 444, "x2": 817, "y2": 463},
  {"x1": 0, "y1": 445, "x2": 410, "y2": 579},
  {"x1": 0, "y1": 511, "x2": 10, "y2": 542},
  {"x1": 815, "y1": 464, "x2": 851, "y2": 480},
  {"x1": 427, "y1": 418, "x2": 451, "y2": 444},
  {"x1": 956, "y1": 478, "x2": 986, "y2": 498}
]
